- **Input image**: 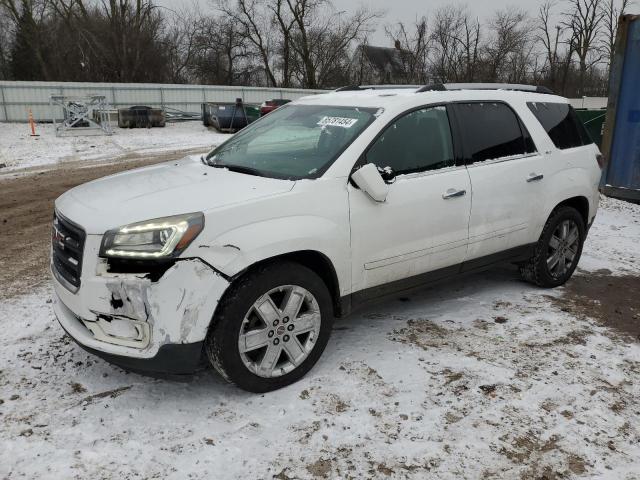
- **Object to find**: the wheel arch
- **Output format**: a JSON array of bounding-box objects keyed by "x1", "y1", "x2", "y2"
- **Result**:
[
  {"x1": 219, "y1": 249, "x2": 344, "y2": 320},
  {"x1": 552, "y1": 195, "x2": 590, "y2": 227}
]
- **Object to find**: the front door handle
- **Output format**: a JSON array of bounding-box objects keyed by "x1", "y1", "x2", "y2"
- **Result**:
[
  {"x1": 442, "y1": 188, "x2": 467, "y2": 199},
  {"x1": 526, "y1": 173, "x2": 544, "y2": 183}
]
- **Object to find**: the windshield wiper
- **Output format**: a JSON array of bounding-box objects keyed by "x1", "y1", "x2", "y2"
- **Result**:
[{"x1": 209, "y1": 162, "x2": 265, "y2": 177}]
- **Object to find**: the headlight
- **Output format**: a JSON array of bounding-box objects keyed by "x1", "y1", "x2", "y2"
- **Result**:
[{"x1": 99, "y1": 212, "x2": 204, "y2": 260}]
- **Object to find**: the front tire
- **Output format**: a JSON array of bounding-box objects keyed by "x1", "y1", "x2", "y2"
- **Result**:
[
  {"x1": 520, "y1": 206, "x2": 585, "y2": 288},
  {"x1": 205, "y1": 261, "x2": 334, "y2": 392}
]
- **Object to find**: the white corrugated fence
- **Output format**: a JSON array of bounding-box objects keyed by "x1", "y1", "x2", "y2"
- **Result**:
[
  {"x1": 0, "y1": 80, "x2": 607, "y2": 122},
  {"x1": 0, "y1": 81, "x2": 327, "y2": 122}
]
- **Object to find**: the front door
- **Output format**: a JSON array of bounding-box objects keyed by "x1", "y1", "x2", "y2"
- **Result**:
[{"x1": 348, "y1": 105, "x2": 471, "y2": 294}]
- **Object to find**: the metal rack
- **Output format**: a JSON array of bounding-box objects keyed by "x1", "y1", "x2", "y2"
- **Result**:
[{"x1": 50, "y1": 95, "x2": 113, "y2": 136}]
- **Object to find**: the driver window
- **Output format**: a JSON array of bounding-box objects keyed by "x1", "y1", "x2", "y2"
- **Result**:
[{"x1": 366, "y1": 106, "x2": 454, "y2": 175}]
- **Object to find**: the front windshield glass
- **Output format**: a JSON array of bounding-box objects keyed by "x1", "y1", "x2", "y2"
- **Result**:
[{"x1": 205, "y1": 104, "x2": 379, "y2": 179}]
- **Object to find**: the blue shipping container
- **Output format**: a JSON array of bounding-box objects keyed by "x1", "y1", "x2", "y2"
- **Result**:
[{"x1": 602, "y1": 15, "x2": 640, "y2": 201}]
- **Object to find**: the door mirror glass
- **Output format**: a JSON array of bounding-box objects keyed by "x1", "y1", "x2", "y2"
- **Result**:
[{"x1": 351, "y1": 163, "x2": 389, "y2": 202}]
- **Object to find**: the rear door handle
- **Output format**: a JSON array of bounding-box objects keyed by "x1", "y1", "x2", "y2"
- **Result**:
[
  {"x1": 442, "y1": 188, "x2": 467, "y2": 199},
  {"x1": 526, "y1": 173, "x2": 544, "y2": 182}
]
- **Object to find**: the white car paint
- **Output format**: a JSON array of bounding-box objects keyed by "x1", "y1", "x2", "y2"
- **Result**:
[
  {"x1": 56, "y1": 155, "x2": 295, "y2": 234},
  {"x1": 52, "y1": 87, "x2": 601, "y2": 365}
]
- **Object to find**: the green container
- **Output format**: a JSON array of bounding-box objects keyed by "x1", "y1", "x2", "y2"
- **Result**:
[
  {"x1": 244, "y1": 105, "x2": 261, "y2": 124},
  {"x1": 575, "y1": 109, "x2": 606, "y2": 148}
]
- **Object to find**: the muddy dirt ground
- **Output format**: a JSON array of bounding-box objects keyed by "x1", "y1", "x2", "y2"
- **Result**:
[
  {"x1": 553, "y1": 270, "x2": 640, "y2": 341},
  {"x1": 0, "y1": 150, "x2": 199, "y2": 300}
]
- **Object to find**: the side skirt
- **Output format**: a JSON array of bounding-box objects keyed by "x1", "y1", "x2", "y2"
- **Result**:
[{"x1": 339, "y1": 243, "x2": 536, "y2": 316}]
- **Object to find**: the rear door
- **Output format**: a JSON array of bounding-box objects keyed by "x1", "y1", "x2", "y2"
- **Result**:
[
  {"x1": 451, "y1": 101, "x2": 545, "y2": 262},
  {"x1": 526, "y1": 101, "x2": 601, "y2": 224}
]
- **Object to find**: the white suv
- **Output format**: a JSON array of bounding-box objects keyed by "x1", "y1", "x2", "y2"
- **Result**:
[{"x1": 51, "y1": 84, "x2": 602, "y2": 392}]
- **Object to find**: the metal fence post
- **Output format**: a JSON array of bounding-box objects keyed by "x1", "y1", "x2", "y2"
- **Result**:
[{"x1": 0, "y1": 84, "x2": 8, "y2": 121}]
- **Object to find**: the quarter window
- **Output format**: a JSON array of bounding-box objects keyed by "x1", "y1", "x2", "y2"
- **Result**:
[
  {"x1": 527, "y1": 102, "x2": 593, "y2": 149},
  {"x1": 453, "y1": 102, "x2": 536, "y2": 164},
  {"x1": 366, "y1": 106, "x2": 455, "y2": 175}
]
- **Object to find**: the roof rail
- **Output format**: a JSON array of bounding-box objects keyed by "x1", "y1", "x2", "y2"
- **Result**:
[
  {"x1": 416, "y1": 83, "x2": 555, "y2": 94},
  {"x1": 415, "y1": 83, "x2": 446, "y2": 92},
  {"x1": 334, "y1": 84, "x2": 420, "y2": 92},
  {"x1": 334, "y1": 85, "x2": 365, "y2": 92}
]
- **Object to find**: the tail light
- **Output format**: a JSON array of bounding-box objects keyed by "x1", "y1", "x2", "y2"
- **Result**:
[{"x1": 596, "y1": 153, "x2": 605, "y2": 169}]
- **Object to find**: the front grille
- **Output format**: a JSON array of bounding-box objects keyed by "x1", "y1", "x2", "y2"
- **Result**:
[{"x1": 52, "y1": 212, "x2": 86, "y2": 291}]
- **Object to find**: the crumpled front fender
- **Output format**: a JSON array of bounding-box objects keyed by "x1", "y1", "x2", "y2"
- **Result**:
[{"x1": 53, "y1": 234, "x2": 230, "y2": 359}]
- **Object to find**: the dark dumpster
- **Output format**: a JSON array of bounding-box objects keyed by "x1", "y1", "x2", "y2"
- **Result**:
[
  {"x1": 202, "y1": 99, "x2": 259, "y2": 132},
  {"x1": 601, "y1": 14, "x2": 640, "y2": 202},
  {"x1": 118, "y1": 106, "x2": 166, "y2": 128}
]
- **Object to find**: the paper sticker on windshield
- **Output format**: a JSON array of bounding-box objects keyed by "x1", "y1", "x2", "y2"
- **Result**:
[{"x1": 317, "y1": 116, "x2": 358, "y2": 128}]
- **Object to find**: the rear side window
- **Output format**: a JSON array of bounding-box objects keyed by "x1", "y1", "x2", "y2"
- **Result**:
[
  {"x1": 527, "y1": 102, "x2": 593, "y2": 149},
  {"x1": 453, "y1": 102, "x2": 536, "y2": 164}
]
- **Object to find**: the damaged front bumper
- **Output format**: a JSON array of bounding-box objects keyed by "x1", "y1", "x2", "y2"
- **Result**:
[{"x1": 52, "y1": 235, "x2": 230, "y2": 374}]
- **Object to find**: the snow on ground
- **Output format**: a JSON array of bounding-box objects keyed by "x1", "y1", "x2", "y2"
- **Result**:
[
  {"x1": 579, "y1": 195, "x2": 640, "y2": 274},
  {"x1": 1, "y1": 197, "x2": 640, "y2": 480},
  {"x1": 0, "y1": 121, "x2": 229, "y2": 172}
]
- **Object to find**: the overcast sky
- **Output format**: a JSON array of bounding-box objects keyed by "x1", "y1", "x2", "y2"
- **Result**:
[
  {"x1": 352, "y1": 0, "x2": 548, "y2": 43},
  {"x1": 155, "y1": 0, "x2": 553, "y2": 44}
]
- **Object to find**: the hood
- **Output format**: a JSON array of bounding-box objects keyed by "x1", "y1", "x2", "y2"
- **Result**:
[{"x1": 55, "y1": 155, "x2": 295, "y2": 234}]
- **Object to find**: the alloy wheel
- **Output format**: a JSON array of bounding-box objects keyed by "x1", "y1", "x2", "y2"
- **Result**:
[
  {"x1": 237, "y1": 285, "x2": 321, "y2": 378},
  {"x1": 546, "y1": 219, "x2": 580, "y2": 279}
]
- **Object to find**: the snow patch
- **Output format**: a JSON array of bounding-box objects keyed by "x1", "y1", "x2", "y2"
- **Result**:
[{"x1": 0, "y1": 121, "x2": 230, "y2": 172}]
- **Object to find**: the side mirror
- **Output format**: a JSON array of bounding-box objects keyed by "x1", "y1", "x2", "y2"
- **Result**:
[{"x1": 351, "y1": 163, "x2": 389, "y2": 202}]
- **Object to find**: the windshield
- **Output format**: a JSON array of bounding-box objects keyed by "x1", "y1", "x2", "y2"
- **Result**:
[{"x1": 205, "y1": 104, "x2": 379, "y2": 179}]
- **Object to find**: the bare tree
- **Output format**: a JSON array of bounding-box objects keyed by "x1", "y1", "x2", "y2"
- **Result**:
[
  {"x1": 0, "y1": 7, "x2": 14, "y2": 79},
  {"x1": 385, "y1": 16, "x2": 430, "y2": 83},
  {"x1": 0, "y1": 0, "x2": 53, "y2": 79},
  {"x1": 601, "y1": 0, "x2": 630, "y2": 70},
  {"x1": 430, "y1": 6, "x2": 481, "y2": 82},
  {"x1": 0, "y1": 0, "x2": 615, "y2": 95},
  {"x1": 163, "y1": 4, "x2": 200, "y2": 83},
  {"x1": 483, "y1": 7, "x2": 534, "y2": 82},
  {"x1": 431, "y1": 6, "x2": 462, "y2": 82},
  {"x1": 562, "y1": 0, "x2": 605, "y2": 95},
  {"x1": 536, "y1": 0, "x2": 564, "y2": 88},
  {"x1": 217, "y1": 0, "x2": 278, "y2": 86},
  {"x1": 49, "y1": 0, "x2": 170, "y2": 82},
  {"x1": 267, "y1": 0, "x2": 296, "y2": 87},
  {"x1": 458, "y1": 13, "x2": 482, "y2": 82},
  {"x1": 285, "y1": 0, "x2": 379, "y2": 88}
]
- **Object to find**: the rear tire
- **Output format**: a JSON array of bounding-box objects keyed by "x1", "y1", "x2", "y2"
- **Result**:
[
  {"x1": 205, "y1": 261, "x2": 333, "y2": 393},
  {"x1": 520, "y1": 206, "x2": 585, "y2": 288}
]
